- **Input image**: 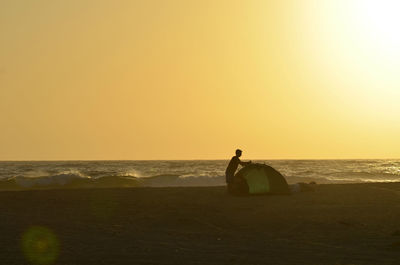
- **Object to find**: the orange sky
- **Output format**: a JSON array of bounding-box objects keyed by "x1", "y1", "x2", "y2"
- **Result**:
[{"x1": 1, "y1": 0, "x2": 399, "y2": 160}]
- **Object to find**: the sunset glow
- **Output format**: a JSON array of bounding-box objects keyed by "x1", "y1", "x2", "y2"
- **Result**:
[{"x1": 1, "y1": 0, "x2": 399, "y2": 160}]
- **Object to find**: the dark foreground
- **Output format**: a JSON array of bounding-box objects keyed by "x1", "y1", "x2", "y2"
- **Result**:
[{"x1": 1, "y1": 183, "x2": 400, "y2": 265}]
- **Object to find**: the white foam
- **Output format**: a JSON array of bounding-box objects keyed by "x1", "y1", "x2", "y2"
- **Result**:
[{"x1": 15, "y1": 170, "x2": 90, "y2": 188}]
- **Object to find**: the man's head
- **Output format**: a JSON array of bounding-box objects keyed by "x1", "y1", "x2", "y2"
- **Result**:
[{"x1": 235, "y1": 149, "x2": 242, "y2": 157}]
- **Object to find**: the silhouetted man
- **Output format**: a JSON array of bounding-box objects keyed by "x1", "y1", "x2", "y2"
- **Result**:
[{"x1": 226, "y1": 149, "x2": 251, "y2": 194}]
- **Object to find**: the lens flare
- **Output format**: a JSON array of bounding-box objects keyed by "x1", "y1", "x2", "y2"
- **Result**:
[{"x1": 21, "y1": 226, "x2": 60, "y2": 265}]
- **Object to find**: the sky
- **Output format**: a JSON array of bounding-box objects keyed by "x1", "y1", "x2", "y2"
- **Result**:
[{"x1": 1, "y1": 0, "x2": 399, "y2": 160}]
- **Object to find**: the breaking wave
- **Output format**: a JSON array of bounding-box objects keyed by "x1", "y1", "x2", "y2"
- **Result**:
[
  {"x1": 1, "y1": 174, "x2": 140, "y2": 191},
  {"x1": 0, "y1": 171, "x2": 226, "y2": 190},
  {"x1": 0, "y1": 159, "x2": 399, "y2": 190}
]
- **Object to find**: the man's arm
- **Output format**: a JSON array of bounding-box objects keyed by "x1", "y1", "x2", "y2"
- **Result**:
[{"x1": 239, "y1": 160, "x2": 252, "y2": 166}]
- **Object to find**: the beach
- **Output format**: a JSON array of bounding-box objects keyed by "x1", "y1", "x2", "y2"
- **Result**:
[{"x1": 1, "y1": 183, "x2": 400, "y2": 265}]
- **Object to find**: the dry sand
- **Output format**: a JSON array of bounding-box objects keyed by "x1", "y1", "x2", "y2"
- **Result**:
[{"x1": 1, "y1": 183, "x2": 400, "y2": 264}]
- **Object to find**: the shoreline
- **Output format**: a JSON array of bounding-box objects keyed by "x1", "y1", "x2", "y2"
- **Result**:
[{"x1": 0, "y1": 181, "x2": 400, "y2": 192}]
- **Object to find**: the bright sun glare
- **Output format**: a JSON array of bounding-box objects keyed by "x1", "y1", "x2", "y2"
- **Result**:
[
  {"x1": 356, "y1": 0, "x2": 400, "y2": 50},
  {"x1": 316, "y1": 0, "x2": 400, "y2": 119},
  {"x1": 352, "y1": 0, "x2": 400, "y2": 113}
]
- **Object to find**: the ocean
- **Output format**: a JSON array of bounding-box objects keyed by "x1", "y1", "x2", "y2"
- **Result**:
[{"x1": 0, "y1": 160, "x2": 399, "y2": 190}]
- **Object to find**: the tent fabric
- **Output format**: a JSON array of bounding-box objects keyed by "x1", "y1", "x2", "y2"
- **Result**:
[
  {"x1": 234, "y1": 164, "x2": 290, "y2": 195},
  {"x1": 242, "y1": 167, "x2": 270, "y2": 194}
]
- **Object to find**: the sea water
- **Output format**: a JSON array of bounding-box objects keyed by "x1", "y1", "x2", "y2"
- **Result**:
[{"x1": 0, "y1": 160, "x2": 399, "y2": 189}]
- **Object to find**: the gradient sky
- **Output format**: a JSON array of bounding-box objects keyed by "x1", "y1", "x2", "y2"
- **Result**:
[{"x1": 1, "y1": 0, "x2": 399, "y2": 160}]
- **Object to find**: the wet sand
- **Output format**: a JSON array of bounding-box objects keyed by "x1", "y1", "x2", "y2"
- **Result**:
[{"x1": 1, "y1": 183, "x2": 400, "y2": 264}]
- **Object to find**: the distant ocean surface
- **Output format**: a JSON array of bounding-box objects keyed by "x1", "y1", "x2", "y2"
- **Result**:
[{"x1": 0, "y1": 160, "x2": 399, "y2": 190}]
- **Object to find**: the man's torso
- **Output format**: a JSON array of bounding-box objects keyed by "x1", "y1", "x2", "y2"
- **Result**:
[{"x1": 225, "y1": 156, "x2": 240, "y2": 183}]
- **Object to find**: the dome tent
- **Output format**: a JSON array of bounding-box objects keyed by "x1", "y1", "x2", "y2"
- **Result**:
[{"x1": 233, "y1": 163, "x2": 290, "y2": 195}]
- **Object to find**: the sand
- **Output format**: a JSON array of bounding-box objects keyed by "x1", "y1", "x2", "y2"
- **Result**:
[{"x1": 1, "y1": 183, "x2": 400, "y2": 264}]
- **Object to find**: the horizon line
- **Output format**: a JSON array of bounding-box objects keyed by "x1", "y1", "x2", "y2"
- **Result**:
[{"x1": 0, "y1": 158, "x2": 399, "y2": 162}]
